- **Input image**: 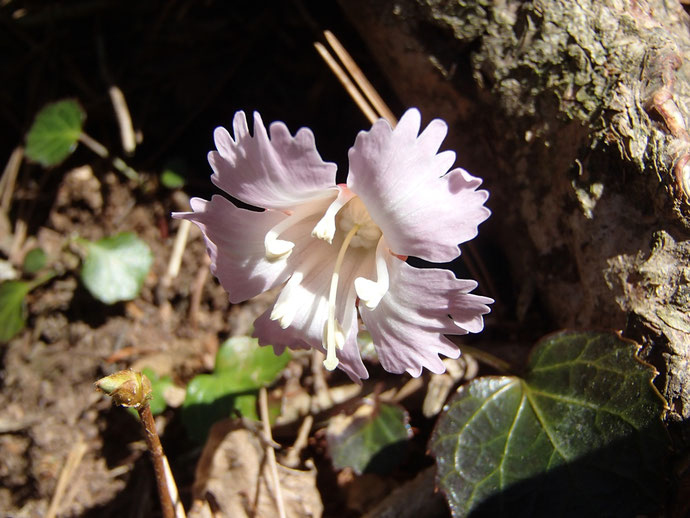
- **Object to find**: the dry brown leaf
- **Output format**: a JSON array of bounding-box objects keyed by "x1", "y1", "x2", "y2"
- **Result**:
[{"x1": 189, "y1": 420, "x2": 323, "y2": 518}]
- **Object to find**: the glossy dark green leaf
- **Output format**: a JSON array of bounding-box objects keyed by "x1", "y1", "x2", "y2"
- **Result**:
[
  {"x1": 327, "y1": 400, "x2": 411, "y2": 475},
  {"x1": 431, "y1": 331, "x2": 669, "y2": 518},
  {"x1": 0, "y1": 281, "x2": 32, "y2": 342},
  {"x1": 80, "y1": 232, "x2": 153, "y2": 304},
  {"x1": 182, "y1": 336, "x2": 290, "y2": 443},
  {"x1": 25, "y1": 99, "x2": 85, "y2": 166}
]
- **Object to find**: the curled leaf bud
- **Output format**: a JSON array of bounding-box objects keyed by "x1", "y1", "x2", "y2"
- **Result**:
[{"x1": 95, "y1": 369, "x2": 152, "y2": 408}]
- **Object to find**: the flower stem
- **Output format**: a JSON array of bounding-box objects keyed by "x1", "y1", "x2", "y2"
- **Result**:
[
  {"x1": 78, "y1": 132, "x2": 141, "y2": 182},
  {"x1": 138, "y1": 405, "x2": 176, "y2": 518},
  {"x1": 96, "y1": 370, "x2": 181, "y2": 518}
]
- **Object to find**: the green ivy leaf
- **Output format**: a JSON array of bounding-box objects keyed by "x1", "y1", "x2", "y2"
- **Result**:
[
  {"x1": 0, "y1": 281, "x2": 32, "y2": 342},
  {"x1": 430, "y1": 331, "x2": 669, "y2": 518},
  {"x1": 327, "y1": 401, "x2": 411, "y2": 475},
  {"x1": 80, "y1": 232, "x2": 153, "y2": 304},
  {"x1": 25, "y1": 99, "x2": 85, "y2": 167},
  {"x1": 182, "y1": 336, "x2": 290, "y2": 443}
]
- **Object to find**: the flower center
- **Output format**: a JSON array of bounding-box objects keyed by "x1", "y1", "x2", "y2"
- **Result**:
[{"x1": 337, "y1": 196, "x2": 381, "y2": 249}]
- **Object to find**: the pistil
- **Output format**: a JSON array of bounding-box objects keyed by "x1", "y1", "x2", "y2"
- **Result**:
[{"x1": 323, "y1": 223, "x2": 361, "y2": 370}]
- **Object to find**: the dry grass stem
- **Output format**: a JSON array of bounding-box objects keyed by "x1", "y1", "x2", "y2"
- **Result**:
[
  {"x1": 259, "y1": 387, "x2": 287, "y2": 518},
  {"x1": 0, "y1": 146, "x2": 24, "y2": 213},
  {"x1": 46, "y1": 438, "x2": 88, "y2": 518},
  {"x1": 284, "y1": 415, "x2": 314, "y2": 468},
  {"x1": 324, "y1": 30, "x2": 396, "y2": 124},
  {"x1": 314, "y1": 42, "x2": 378, "y2": 124},
  {"x1": 108, "y1": 85, "x2": 137, "y2": 154},
  {"x1": 163, "y1": 218, "x2": 192, "y2": 287}
]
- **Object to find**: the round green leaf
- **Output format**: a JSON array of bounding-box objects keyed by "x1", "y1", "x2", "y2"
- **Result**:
[
  {"x1": 327, "y1": 401, "x2": 411, "y2": 475},
  {"x1": 160, "y1": 169, "x2": 185, "y2": 189},
  {"x1": 80, "y1": 232, "x2": 153, "y2": 304},
  {"x1": 214, "y1": 335, "x2": 291, "y2": 386},
  {"x1": 431, "y1": 331, "x2": 669, "y2": 518},
  {"x1": 0, "y1": 281, "x2": 32, "y2": 342},
  {"x1": 23, "y1": 247, "x2": 47, "y2": 274},
  {"x1": 141, "y1": 368, "x2": 174, "y2": 416},
  {"x1": 25, "y1": 99, "x2": 85, "y2": 167},
  {"x1": 181, "y1": 335, "x2": 290, "y2": 442}
]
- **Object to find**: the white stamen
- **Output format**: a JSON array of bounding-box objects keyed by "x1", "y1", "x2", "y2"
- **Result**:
[
  {"x1": 264, "y1": 204, "x2": 319, "y2": 261},
  {"x1": 312, "y1": 188, "x2": 355, "y2": 243},
  {"x1": 323, "y1": 223, "x2": 360, "y2": 371},
  {"x1": 354, "y1": 237, "x2": 390, "y2": 310}
]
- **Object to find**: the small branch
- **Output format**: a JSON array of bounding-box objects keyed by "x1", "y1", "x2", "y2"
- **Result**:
[{"x1": 259, "y1": 387, "x2": 287, "y2": 518}]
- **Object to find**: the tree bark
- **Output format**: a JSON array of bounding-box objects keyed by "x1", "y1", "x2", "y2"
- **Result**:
[{"x1": 339, "y1": 0, "x2": 690, "y2": 440}]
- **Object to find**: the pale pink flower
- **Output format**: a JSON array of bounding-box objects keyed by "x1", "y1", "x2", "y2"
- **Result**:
[{"x1": 175, "y1": 108, "x2": 492, "y2": 381}]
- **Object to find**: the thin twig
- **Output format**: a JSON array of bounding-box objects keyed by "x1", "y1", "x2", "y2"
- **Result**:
[
  {"x1": 259, "y1": 387, "x2": 287, "y2": 518},
  {"x1": 78, "y1": 132, "x2": 109, "y2": 158},
  {"x1": 162, "y1": 218, "x2": 192, "y2": 288},
  {"x1": 314, "y1": 42, "x2": 378, "y2": 124},
  {"x1": 46, "y1": 438, "x2": 88, "y2": 518},
  {"x1": 324, "y1": 31, "x2": 396, "y2": 124},
  {"x1": 109, "y1": 85, "x2": 137, "y2": 154},
  {"x1": 283, "y1": 414, "x2": 313, "y2": 468},
  {"x1": 78, "y1": 132, "x2": 140, "y2": 182},
  {"x1": 0, "y1": 146, "x2": 24, "y2": 214}
]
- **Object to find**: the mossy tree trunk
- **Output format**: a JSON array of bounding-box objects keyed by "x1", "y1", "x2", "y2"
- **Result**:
[{"x1": 340, "y1": 0, "x2": 690, "y2": 441}]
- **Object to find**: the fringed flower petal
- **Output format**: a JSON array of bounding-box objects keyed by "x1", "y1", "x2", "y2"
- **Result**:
[
  {"x1": 174, "y1": 196, "x2": 292, "y2": 303},
  {"x1": 347, "y1": 108, "x2": 491, "y2": 263},
  {"x1": 359, "y1": 257, "x2": 493, "y2": 377},
  {"x1": 210, "y1": 111, "x2": 337, "y2": 209}
]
